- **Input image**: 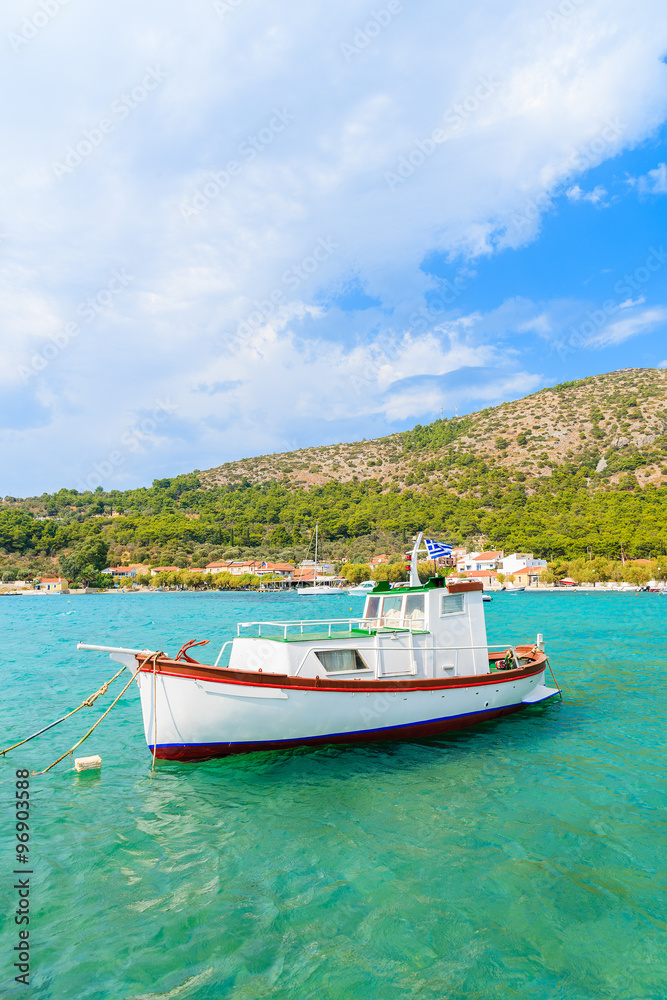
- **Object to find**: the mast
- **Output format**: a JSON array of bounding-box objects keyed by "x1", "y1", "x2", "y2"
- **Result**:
[
  {"x1": 314, "y1": 524, "x2": 318, "y2": 585},
  {"x1": 409, "y1": 532, "x2": 423, "y2": 587}
]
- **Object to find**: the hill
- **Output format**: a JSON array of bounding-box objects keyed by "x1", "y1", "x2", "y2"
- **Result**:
[
  {"x1": 2, "y1": 367, "x2": 667, "y2": 582},
  {"x1": 200, "y1": 367, "x2": 667, "y2": 492}
]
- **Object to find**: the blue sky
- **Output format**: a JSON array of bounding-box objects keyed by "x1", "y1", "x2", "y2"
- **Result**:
[{"x1": 1, "y1": 0, "x2": 667, "y2": 496}]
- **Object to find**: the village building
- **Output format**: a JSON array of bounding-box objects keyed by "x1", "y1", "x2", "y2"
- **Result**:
[
  {"x1": 457, "y1": 550, "x2": 504, "y2": 573},
  {"x1": 460, "y1": 569, "x2": 498, "y2": 589},
  {"x1": 500, "y1": 553, "x2": 547, "y2": 577},
  {"x1": 34, "y1": 576, "x2": 69, "y2": 592},
  {"x1": 103, "y1": 566, "x2": 137, "y2": 579}
]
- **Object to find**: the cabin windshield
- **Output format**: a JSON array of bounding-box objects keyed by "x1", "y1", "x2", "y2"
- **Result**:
[
  {"x1": 363, "y1": 592, "x2": 427, "y2": 630},
  {"x1": 365, "y1": 596, "x2": 381, "y2": 621},
  {"x1": 405, "y1": 594, "x2": 425, "y2": 627},
  {"x1": 381, "y1": 595, "x2": 403, "y2": 626}
]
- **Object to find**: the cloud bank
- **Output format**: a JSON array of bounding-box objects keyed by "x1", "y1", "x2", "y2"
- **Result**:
[{"x1": 1, "y1": 0, "x2": 667, "y2": 492}]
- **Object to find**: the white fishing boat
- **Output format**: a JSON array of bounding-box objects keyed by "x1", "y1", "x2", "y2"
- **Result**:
[{"x1": 77, "y1": 533, "x2": 560, "y2": 762}]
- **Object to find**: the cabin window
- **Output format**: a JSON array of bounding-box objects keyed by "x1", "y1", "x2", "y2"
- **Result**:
[
  {"x1": 365, "y1": 596, "x2": 381, "y2": 622},
  {"x1": 405, "y1": 594, "x2": 425, "y2": 627},
  {"x1": 381, "y1": 595, "x2": 404, "y2": 626},
  {"x1": 315, "y1": 649, "x2": 369, "y2": 673},
  {"x1": 440, "y1": 593, "x2": 464, "y2": 616}
]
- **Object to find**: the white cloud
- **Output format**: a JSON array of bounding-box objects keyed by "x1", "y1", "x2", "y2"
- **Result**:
[
  {"x1": 566, "y1": 183, "x2": 608, "y2": 204},
  {"x1": 634, "y1": 161, "x2": 667, "y2": 193},
  {"x1": 584, "y1": 306, "x2": 667, "y2": 347},
  {"x1": 1, "y1": 0, "x2": 667, "y2": 492}
]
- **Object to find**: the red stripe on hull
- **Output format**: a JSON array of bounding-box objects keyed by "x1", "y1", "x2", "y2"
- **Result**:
[{"x1": 152, "y1": 703, "x2": 525, "y2": 762}]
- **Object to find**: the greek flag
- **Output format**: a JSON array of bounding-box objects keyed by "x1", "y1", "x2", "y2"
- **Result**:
[{"x1": 424, "y1": 538, "x2": 453, "y2": 560}]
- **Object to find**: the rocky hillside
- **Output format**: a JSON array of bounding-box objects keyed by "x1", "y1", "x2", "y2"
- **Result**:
[{"x1": 200, "y1": 368, "x2": 667, "y2": 493}]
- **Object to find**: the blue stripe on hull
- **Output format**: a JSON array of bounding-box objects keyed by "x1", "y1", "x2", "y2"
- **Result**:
[{"x1": 150, "y1": 701, "x2": 531, "y2": 759}]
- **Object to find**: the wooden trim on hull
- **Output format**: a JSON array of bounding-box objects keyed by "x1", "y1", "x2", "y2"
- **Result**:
[
  {"x1": 139, "y1": 647, "x2": 547, "y2": 693},
  {"x1": 151, "y1": 702, "x2": 528, "y2": 761}
]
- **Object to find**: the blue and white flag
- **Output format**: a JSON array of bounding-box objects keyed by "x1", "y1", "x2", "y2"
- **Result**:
[{"x1": 424, "y1": 538, "x2": 453, "y2": 560}]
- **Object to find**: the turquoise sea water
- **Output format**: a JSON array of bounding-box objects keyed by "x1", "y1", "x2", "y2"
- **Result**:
[{"x1": 1, "y1": 590, "x2": 666, "y2": 999}]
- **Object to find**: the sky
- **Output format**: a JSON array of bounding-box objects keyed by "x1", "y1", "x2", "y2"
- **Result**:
[{"x1": 2, "y1": 0, "x2": 667, "y2": 497}]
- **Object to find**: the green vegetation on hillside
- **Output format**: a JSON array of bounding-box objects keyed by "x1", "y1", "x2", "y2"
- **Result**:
[{"x1": 2, "y1": 369, "x2": 667, "y2": 581}]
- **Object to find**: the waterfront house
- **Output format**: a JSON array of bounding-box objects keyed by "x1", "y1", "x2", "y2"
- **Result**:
[
  {"x1": 457, "y1": 550, "x2": 504, "y2": 573},
  {"x1": 34, "y1": 576, "x2": 69, "y2": 592}
]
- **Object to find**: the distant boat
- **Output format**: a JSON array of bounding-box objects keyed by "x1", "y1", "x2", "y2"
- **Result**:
[
  {"x1": 482, "y1": 594, "x2": 493, "y2": 602},
  {"x1": 348, "y1": 580, "x2": 376, "y2": 596},
  {"x1": 296, "y1": 525, "x2": 340, "y2": 595}
]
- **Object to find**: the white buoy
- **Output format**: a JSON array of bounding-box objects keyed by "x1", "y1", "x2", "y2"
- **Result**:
[
  {"x1": 536, "y1": 633, "x2": 544, "y2": 651},
  {"x1": 74, "y1": 755, "x2": 102, "y2": 772}
]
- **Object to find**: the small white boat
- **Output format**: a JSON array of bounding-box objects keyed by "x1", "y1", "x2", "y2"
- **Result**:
[
  {"x1": 295, "y1": 584, "x2": 342, "y2": 594},
  {"x1": 295, "y1": 524, "x2": 340, "y2": 594},
  {"x1": 348, "y1": 580, "x2": 376, "y2": 596},
  {"x1": 78, "y1": 534, "x2": 559, "y2": 761}
]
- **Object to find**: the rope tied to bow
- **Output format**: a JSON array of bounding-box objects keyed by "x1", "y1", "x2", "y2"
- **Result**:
[
  {"x1": 32, "y1": 651, "x2": 165, "y2": 776},
  {"x1": 0, "y1": 666, "x2": 126, "y2": 757}
]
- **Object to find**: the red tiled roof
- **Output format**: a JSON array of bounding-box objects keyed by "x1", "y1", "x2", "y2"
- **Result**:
[{"x1": 474, "y1": 551, "x2": 503, "y2": 560}]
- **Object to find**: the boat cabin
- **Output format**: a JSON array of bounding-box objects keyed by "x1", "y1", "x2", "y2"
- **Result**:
[{"x1": 227, "y1": 578, "x2": 491, "y2": 681}]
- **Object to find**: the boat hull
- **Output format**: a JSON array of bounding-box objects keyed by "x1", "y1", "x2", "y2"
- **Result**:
[{"x1": 135, "y1": 656, "x2": 552, "y2": 761}]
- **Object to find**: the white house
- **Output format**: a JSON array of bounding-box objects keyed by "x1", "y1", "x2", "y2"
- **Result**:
[
  {"x1": 457, "y1": 550, "x2": 504, "y2": 573},
  {"x1": 498, "y1": 553, "x2": 548, "y2": 587},
  {"x1": 500, "y1": 553, "x2": 547, "y2": 576}
]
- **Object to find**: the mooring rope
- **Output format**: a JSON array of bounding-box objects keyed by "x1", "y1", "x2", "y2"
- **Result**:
[
  {"x1": 32, "y1": 665, "x2": 144, "y2": 775},
  {"x1": 545, "y1": 657, "x2": 564, "y2": 700},
  {"x1": 0, "y1": 666, "x2": 127, "y2": 757},
  {"x1": 31, "y1": 650, "x2": 164, "y2": 775}
]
